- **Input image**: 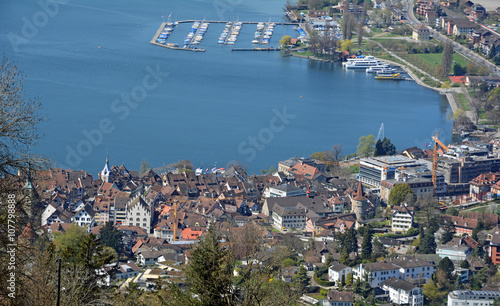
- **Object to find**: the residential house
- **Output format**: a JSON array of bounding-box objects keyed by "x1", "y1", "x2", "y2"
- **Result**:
[
  {"x1": 288, "y1": 162, "x2": 326, "y2": 181},
  {"x1": 413, "y1": 24, "x2": 430, "y2": 41},
  {"x1": 382, "y1": 277, "x2": 424, "y2": 306},
  {"x1": 323, "y1": 291, "x2": 354, "y2": 306},
  {"x1": 353, "y1": 262, "x2": 400, "y2": 288},
  {"x1": 391, "y1": 205, "x2": 414, "y2": 232},
  {"x1": 372, "y1": 0, "x2": 384, "y2": 9},
  {"x1": 441, "y1": 215, "x2": 478, "y2": 236},
  {"x1": 106, "y1": 261, "x2": 141, "y2": 280},
  {"x1": 489, "y1": 227, "x2": 500, "y2": 264},
  {"x1": 71, "y1": 204, "x2": 95, "y2": 230},
  {"x1": 453, "y1": 21, "x2": 476, "y2": 36},
  {"x1": 328, "y1": 261, "x2": 352, "y2": 284},
  {"x1": 387, "y1": 257, "x2": 435, "y2": 284},
  {"x1": 469, "y1": 172, "x2": 499, "y2": 201}
]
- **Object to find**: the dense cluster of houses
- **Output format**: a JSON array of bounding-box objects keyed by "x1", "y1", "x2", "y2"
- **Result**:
[{"x1": 21, "y1": 136, "x2": 500, "y2": 301}]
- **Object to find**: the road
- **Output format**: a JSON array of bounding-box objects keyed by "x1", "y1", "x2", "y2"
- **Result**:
[{"x1": 401, "y1": 0, "x2": 499, "y2": 76}]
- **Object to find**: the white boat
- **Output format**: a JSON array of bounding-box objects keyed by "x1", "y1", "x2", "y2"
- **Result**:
[
  {"x1": 376, "y1": 68, "x2": 397, "y2": 75},
  {"x1": 366, "y1": 65, "x2": 390, "y2": 73},
  {"x1": 344, "y1": 56, "x2": 385, "y2": 69},
  {"x1": 252, "y1": 39, "x2": 259, "y2": 44}
]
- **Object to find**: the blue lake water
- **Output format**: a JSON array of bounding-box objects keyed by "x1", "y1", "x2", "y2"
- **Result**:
[{"x1": 0, "y1": 0, "x2": 452, "y2": 175}]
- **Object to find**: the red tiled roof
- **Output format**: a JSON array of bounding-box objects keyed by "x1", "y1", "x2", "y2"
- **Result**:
[{"x1": 449, "y1": 76, "x2": 466, "y2": 83}]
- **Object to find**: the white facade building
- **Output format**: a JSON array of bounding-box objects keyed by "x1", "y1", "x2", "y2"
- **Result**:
[
  {"x1": 272, "y1": 204, "x2": 306, "y2": 229},
  {"x1": 264, "y1": 184, "x2": 306, "y2": 198},
  {"x1": 353, "y1": 262, "x2": 400, "y2": 288},
  {"x1": 124, "y1": 195, "x2": 153, "y2": 234},
  {"x1": 447, "y1": 290, "x2": 500, "y2": 306},
  {"x1": 328, "y1": 261, "x2": 352, "y2": 284},
  {"x1": 382, "y1": 277, "x2": 424, "y2": 306},
  {"x1": 391, "y1": 206, "x2": 414, "y2": 232}
]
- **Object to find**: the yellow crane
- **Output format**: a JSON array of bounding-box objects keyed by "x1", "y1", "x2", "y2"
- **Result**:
[
  {"x1": 431, "y1": 131, "x2": 448, "y2": 188},
  {"x1": 173, "y1": 200, "x2": 178, "y2": 241}
]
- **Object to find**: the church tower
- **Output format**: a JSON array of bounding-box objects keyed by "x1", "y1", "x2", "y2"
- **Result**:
[
  {"x1": 99, "y1": 154, "x2": 112, "y2": 183},
  {"x1": 352, "y1": 180, "x2": 367, "y2": 220}
]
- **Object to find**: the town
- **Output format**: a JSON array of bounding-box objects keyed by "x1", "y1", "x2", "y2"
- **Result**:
[{"x1": 3, "y1": 0, "x2": 500, "y2": 305}]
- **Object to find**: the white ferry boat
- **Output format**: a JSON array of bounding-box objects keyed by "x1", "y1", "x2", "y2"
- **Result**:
[
  {"x1": 344, "y1": 56, "x2": 385, "y2": 69},
  {"x1": 366, "y1": 65, "x2": 390, "y2": 73}
]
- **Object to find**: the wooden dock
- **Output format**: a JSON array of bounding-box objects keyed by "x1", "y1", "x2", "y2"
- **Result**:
[{"x1": 150, "y1": 22, "x2": 206, "y2": 52}]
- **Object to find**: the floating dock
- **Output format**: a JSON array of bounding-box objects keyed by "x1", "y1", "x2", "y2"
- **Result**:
[{"x1": 232, "y1": 48, "x2": 280, "y2": 51}]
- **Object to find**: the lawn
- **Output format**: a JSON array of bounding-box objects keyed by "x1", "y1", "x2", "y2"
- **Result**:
[
  {"x1": 457, "y1": 93, "x2": 471, "y2": 111},
  {"x1": 415, "y1": 53, "x2": 468, "y2": 68},
  {"x1": 307, "y1": 293, "x2": 326, "y2": 300}
]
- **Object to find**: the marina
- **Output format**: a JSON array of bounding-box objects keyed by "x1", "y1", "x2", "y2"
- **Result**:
[{"x1": 150, "y1": 19, "x2": 296, "y2": 51}]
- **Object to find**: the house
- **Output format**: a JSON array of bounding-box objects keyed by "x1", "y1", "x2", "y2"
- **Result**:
[
  {"x1": 449, "y1": 76, "x2": 467, "y2": 84},
  {"x1": 288, "y1": 162, "x2": 326, "y2": 181},
  {"x1": 382, "y1": 277, "x2": 424, "y2": 306},
  {"x1": 470, "y1": 4, "x2": 486, "y2": 20},
  {"x1": 469, "y1": 172, "x2": 499, "y2": 201},
  {"x1": 372, "y1": 0, "x2": 384, "y2": 9},
  {"x1": 106, "y1": 261, "x2": 141, "y2": 280},
  {"x1": 272, "y1": 204, "x2": 306, "y2": 230},
  {"x1": 413, "y1": 24, "x2": 430, "y2": 41},
  {"x1": 323, "y1": 291, "x2": 353, "y2": 306},
  {"x1": 386, "y1": 257, "x2": 435, "y2": 284},
  {"x1": 281, "y1": 266, "x2": 299, "y2": 282},
  {"x1": 391, "y1": 205, "x2": 414, "y2": 232},
  {"x1": 353, "y1": 262, "x2": 400, "y2": 288},
  {"x1": 453, "y1": 21, "x2": 476, "y2": 36},
  {"x1": 328, "y1": 261, "x2": 352, "y2": 284},
  {"x1": 136, "y1": 249, "x2": 178, "y2": 266},
  {"x1": 71, "y1": 204, "x2": 95, "y2": 230},
  {"x1": 441, "y1": 215, "x2": 477, "y2": 236},
  {"x1": 447, "y1": 290, "x2": 500, "y2": 306}
]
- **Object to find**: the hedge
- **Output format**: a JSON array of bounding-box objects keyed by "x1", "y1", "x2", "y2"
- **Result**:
[
  {"x1": 380, "y1": 227, "x2": 419, "y2": 239},
  {"x1": 313, "y1": 272, "x2": 335, "y2": 287}
]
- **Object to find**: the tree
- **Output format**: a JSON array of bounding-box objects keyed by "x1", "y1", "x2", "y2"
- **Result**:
[
  {"x1": 346, "y1": 272, "x2": 354, "y2": 286},
  {"x1": 419, "y1": 227, "x2": 437, "y2": 254},
  {"x1": 184, "y1": 224, "x2": 235, "y2": 305},
  {"x1": 460, "y1": 260, "x2": 470, "y2": 269},
  {"x1": 440, "y1": 221, "x2": 455, "y2": 244},
  {"x1": 140, "y1": 159, "x2": 151, "y2": 176},
  {"x1": 53, "y1": 223, "x2": 88, "y2": 254},
  {"x1": 438, "y1": 257, "x2": 455, "y2": 277},
  {"x1": 372, "y1": 237, "x2": 387, "y2": 260},
  {"x1": 446, "y1": 207, "x2": 459, "y2": 216},
  {"x1": 423, "y1": 279, "x2": 445, "y2": 304},
  {"x1": 472, "y1": 219, "x2": 484, "y2": 241},
  {"x1": 374, "y1": 137, "x2": 396, "y2": 156},
  {"x1": 361, "y1": 225, "x2": 373, "y2": 260},
  {"x1": 0, "y1": 57, "x2": 49, "y2": 176},
  {"x1": 99, "y1": 222, "x2": 123, "y2": 255},
  {"x1": 441, "y1": 41, "x2": 454, "y2": 77},
  {"x1": 293, "y1": 266, "x2": 310, "y2": 288},
  {"x1": 388, "y1": 183, "x2": 415, "y2": 206},
  {"x1": 280, "y1": 35, "x2": 292, "y2": 46},
  {"x1": 340, "y1": 40, "x2": 355, "y2": 53},
  {"x1": 332, "y1": 143, "x2": 343, "y2": 161},
  {"x1": 357, "y1": 134, "x2": 375, "y2": 157},
  {"x1": 453, "y1": 63, "x2": 466, "y2": 75},
  {"x1": 283, "y1": 258, "x2": 296, "y2": 267},
  {"x1": 269, "y1": 165, "x2": 277, "y2": 173}
]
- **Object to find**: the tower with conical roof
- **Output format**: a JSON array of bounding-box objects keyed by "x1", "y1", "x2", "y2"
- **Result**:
[
  {"x1": 352, "y1": 180, "x2": 367, "y2": 220},
  {"x1": 99, "y1": 154, "x2": 112, "y2": 183}
]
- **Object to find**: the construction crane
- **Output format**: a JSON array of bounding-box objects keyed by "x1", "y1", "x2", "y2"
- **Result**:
[
  {"x1": 431, "y1": 131, "x2": 448, "y2": 188},
  {"x1": 173, "y1": 200, "x2": 178, "y2": 241}
]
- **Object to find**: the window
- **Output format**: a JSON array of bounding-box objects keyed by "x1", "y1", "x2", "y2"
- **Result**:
[
  {"x1": 136, "y1": 218, "x2": 140, "y2": 222},
  {"x1": 143, "y1": 223, "x2": 146, "y2": 227}
]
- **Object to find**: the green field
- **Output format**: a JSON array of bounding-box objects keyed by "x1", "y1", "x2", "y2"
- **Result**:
[{"x1": 416, "y1": 53, "x2": 468, "y2": 68}]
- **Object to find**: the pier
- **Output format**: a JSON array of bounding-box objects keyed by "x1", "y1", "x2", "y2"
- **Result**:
[{"x1": 232, "y1": 48, "x2": 280, "y2": 51}]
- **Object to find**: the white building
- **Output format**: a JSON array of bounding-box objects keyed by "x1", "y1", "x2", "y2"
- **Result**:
[
  {"x1": 353, "y1": 262, "x2": 400, "y2": 288},
  {"x1": 359, "y1": 156, "x2": 425, "y2": 187},
  {"x1": 382, "y1": 277, "x2": 424, "y2": 306},
  {"x1": 71, "y1": 204, "x2": 95, "y2": 231},
  {"x1": 323, "y1": 291, "x2": 354, "y2": 306},
  {"x1": 328, "y1": 261, "x2": 352, "y2": 284},
  {"x1": 436, "y1": 245, "x2": 471, "y2": 262},
  {"x1": 447, "y1": 290, "x2": 500, "y2": 306},
  {"x1": 264, "y1": 184, "x2": 306, "y2": 198},
  {"x1": 391, "y1": 206, "x2": 414, "y2": 232},
  {"x1": 124, "y1": 195, "x2": 153, "y2": 234},
  {"x1": 387, "y1": 258, "x2": 435, "y2": 284},
  {"x1": 272, "y1": 204, "x2": 306, "y2": 229}
]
